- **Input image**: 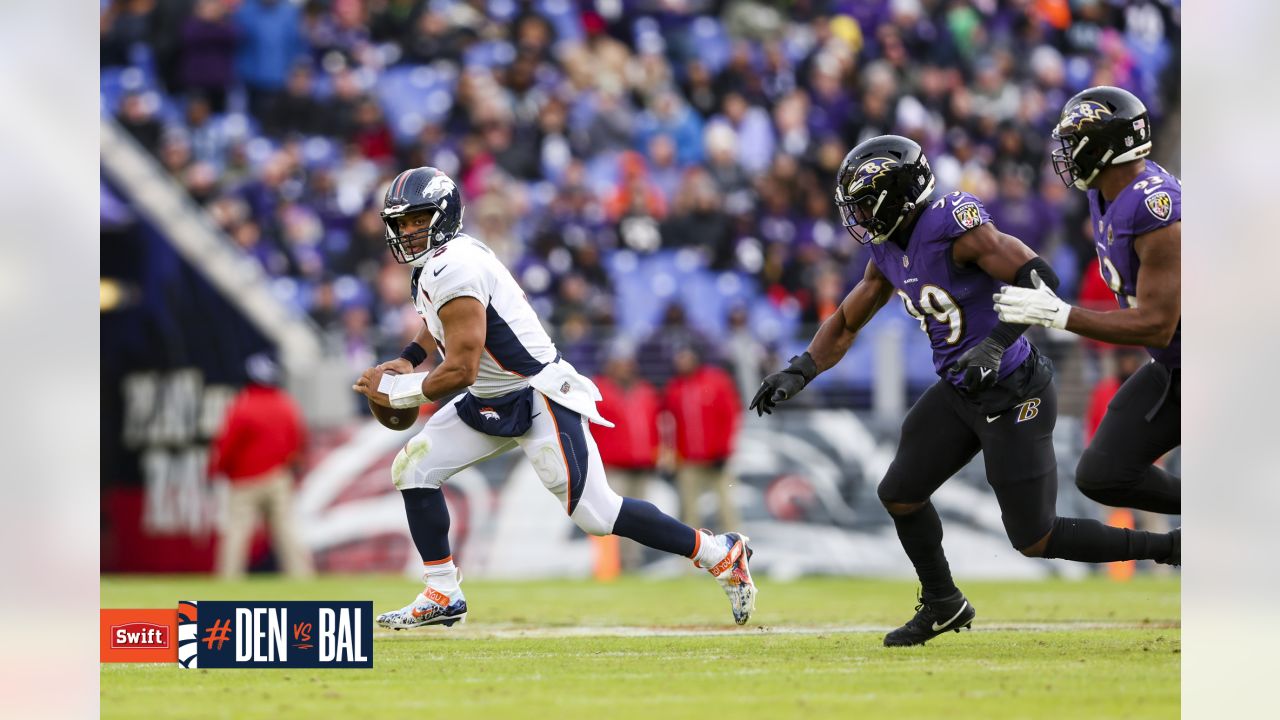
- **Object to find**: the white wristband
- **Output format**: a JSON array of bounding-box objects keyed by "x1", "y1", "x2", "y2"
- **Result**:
[{"x1": 378, "y1": 371, "x2": 430, "y2": 408}]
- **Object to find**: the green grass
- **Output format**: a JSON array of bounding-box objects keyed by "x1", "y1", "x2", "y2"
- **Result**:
[{"x1": 101, "y1": 574, "x2": 1180, "y2": 720}]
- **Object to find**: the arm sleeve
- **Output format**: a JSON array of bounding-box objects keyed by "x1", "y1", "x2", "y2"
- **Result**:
[{"x1": 986, "y1": 257, "x2": 1063, "y2": 349}]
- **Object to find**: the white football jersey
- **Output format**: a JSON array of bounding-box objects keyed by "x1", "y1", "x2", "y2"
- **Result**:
[{"x1": 411, "y1": 233, "x2": 558, "y2": 398}]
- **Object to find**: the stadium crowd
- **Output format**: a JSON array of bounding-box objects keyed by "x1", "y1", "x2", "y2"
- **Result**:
[{"x1": 101, "y1": 0, "x2": 1181, "y2": 407}]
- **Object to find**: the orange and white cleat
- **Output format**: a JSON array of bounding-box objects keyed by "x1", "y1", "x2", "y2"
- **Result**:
[
  {"x1": 701, "y1": 532, "x2": 757, "y2": 625},
  {"x1": 376, "y1": 584, "x2": 467, "y2": 630}
]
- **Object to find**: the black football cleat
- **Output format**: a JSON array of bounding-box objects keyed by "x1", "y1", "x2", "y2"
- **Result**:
[
  {"x1": 883, "y1": 590, "x2": 976, "y2": 647},
  {"x1": 1161, "y1": 527, "x2": 1180, "y2": 566}
]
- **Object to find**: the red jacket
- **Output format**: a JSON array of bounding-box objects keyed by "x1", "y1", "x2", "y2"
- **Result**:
[
  {"x1": 1084, "y1": 376, "x2": 1121, "y2": 442},
  {"x1": 209, "y1": 385, "x2": 306, "y2": 482},
  {"x1": 662, "y1": 365, "x2": 741, "y2": 464},
  {"x1": 591, "y1": 376, "x2": 662, "y2": 469}
]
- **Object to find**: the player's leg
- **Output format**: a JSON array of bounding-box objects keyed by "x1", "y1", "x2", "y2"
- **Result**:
[
  {"x1": 879, "y1": 380, "x2": 982, "y2": 647},
  {"x1": 519, "y1": 394, "x2": 757, "y2": 624},
  {"x1": 1075, "y1": 362, "x2": 1180, "y2": 514},
  {"x1": 379, "y1": 398, "x2": 518, "y2": 629},
  {"x1": 606, "y1": 468, "x2": 645, "y2": 570},
  {"x1": 979, "y1": 382, "x2": 1179, "y2": 565}
]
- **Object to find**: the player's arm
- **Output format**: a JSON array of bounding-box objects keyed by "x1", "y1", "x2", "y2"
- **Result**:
[
  {"x1": 354, "y1": 298, "x2": 486, "y2": 406},
  {"x1": 994, "y1": 222, "x2": 1179, "y2": 347},
  {"x1": 946, "y1": 223, "x2": 1062, "y2": 391},
  {"x1": 749, "y1": 260, "x2": 894, "y2": 416}
]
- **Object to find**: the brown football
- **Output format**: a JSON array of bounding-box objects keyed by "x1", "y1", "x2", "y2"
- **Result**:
[{"x1": 369, "y1": 397, "x2": 419, "y2": 431}]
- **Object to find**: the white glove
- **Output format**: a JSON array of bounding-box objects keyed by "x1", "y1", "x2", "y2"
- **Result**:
[
  {"x1": 993, "y1": 270, "x2": 1071, "y2": 329},
  {"x1": 377, "y1": 371, "x2": 430, "y2": 409}
]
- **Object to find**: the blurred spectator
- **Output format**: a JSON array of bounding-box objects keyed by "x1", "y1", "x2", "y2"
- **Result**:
[
  {"x1": 117, "y1": 91, "x2": 163, "y2": 156},
  {"x1": 182, "y1": 95, "x2": 229, "y2": 166},
  {"x1": 662, "y1": 346, "x2": 742, "y2": 530},
  {"x1": 235, "y1": 0, "x2": 307, "y2": 118},
  {"x1": 987, "y1": 165, "x2": 1059, "y2": 254},
  {"x1": 592, "y1": 344, "x2": 663, "y2": 570},
  {"x1": 1085, "y1": 348, "x2": 1150, "y2": 441},
  {"x1": 638, "y1": 303, "x2": 714, "y2": 387},
  {"x1": 724, "y1": 305, "x2": 767, "y2": 405},
  {"x1": 661, "y1": 169, "x2": 734, "y2": 267},
  {"x1": 208, "y1": 354, "x2": 312, "y2": 580},
  {"x1": 179, "y1": 0, "x2": 239, "y2": 113},
  {"x1": 263, "y1": 64, "x2": 324, "y2": 138},
  {"x1": 101, "y1": 0, "x2": 156, "y2": 68}
]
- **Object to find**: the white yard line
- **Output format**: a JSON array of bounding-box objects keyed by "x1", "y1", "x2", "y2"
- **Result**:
[{"x1": 376, "y1": 621, "x2": 1179, "y2": 640}]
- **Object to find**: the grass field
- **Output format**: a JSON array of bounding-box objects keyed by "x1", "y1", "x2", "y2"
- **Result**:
[{"x1": 101, "y1": 574, "x2": 1179, "y2": 720}]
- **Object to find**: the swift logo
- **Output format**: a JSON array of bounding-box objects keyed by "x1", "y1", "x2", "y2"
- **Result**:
[
  {"x1": 433, "y1": 265, "x2": 447, "y2": 277},
  {"x1": 979, "y1": 368, "x2": 993, "y2": 380},
  {"x1": 985, "y1": 414, "x2": 1001, "y2": 424},
  {"x1": 111, "y1": 623, "x2": 170, "y2": 649},
  {"x1": 931, "y1": 601, "x2": 970, "y2": 632}
]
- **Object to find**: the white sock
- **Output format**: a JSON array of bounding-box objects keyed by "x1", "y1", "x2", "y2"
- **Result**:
[
  {"x1": 422, "y1": 559, "x2": 460, "y2": 594},
  {"x1": 694, "y1": 531, "x2": 729, "y2": 570}
]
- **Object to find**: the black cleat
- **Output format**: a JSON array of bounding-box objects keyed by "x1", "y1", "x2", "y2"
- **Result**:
[
  {"x1": 1161, "y1": 527, "x2": 1180, "y2": 566},
  {"x1": 883, "y1": 590, "x2": 976, "y2": 647}
]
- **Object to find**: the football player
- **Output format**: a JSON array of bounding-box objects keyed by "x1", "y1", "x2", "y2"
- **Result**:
[
  {"x1": 353, "y1": 167, "x2": 756, "y2": 629},
  {"x1": 750, "y1": 135, "x2": 1179, "y2": 647},
  {"x1": 994, "y1": 86, "x2": 1180, "y2": 515}
]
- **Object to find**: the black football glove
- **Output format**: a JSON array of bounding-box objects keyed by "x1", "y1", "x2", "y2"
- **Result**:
[
  {"x1": 948, "y1": 337, "x2": 1005, "y2": 393},
  {"x1": 750, "y1": 352, "x2": 818, "y2": 416}
]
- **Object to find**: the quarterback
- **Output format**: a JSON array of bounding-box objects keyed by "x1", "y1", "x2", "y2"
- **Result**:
[{"x1": 353, "y1": 167, "x2": 756, "y2": 628}]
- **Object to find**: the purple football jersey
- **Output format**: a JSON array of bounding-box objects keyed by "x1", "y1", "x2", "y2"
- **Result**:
[
  {"x1": 870, "y1": 191, "x2": 1032, "y2": 386},
  {"x1": 1087, "y1": 161, "x2": 1181, "y2": 367}
]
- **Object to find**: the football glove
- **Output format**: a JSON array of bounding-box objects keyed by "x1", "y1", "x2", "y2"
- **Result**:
[
  {"x1": 750, "y1": 352, "x2": 817, "y2": 416},
  {"x1": 993, "y1": 269, "x2": 1071, "y2": 329},
  {"x1": 948, "y1": 337, "x2": 1004, "y2": 393}
]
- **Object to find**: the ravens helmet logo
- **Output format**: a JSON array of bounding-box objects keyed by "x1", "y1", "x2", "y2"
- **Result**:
[
  {"x1": 1058, "y1": 100, "x2": 1113, "y2": 134},
  {"x1": 847, "y1": 157, "x2": 899, "y2": 196}
]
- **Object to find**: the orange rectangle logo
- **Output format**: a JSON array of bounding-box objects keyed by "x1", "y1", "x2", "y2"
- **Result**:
[{"x1": 101, "y1": 609, "x2": 177, "y2": 663}]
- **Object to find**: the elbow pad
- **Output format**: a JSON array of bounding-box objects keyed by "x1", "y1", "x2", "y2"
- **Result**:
[{"x1": 1014, "y1": 257, "x2": 1061, "y2": 291}]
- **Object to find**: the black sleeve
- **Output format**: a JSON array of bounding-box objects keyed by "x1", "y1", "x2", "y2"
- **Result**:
[{"x1": 987, "y1": 258, "x2": 1063, "y2": 348}]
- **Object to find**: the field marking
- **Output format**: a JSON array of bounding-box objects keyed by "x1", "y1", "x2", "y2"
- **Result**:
[{"x1": 376, "y1": 620, "x2": 1179, "y2": 640}]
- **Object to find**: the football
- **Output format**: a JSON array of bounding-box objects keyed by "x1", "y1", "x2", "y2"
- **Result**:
[{"x1": 369, "y1": 397, "x2": 418, "y2": 430}]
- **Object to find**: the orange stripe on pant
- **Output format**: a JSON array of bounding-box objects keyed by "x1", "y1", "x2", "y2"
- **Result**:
[{"x1": 544, "y1": 395, "x2": 574, "y2": 515}]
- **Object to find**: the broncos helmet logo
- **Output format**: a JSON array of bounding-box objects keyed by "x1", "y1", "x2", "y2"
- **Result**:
[
  {"x1": 1057, "y1": 100, "x2": 1113, "y2": 134},
  {"x1": 846, "y1": 157, "x2": 899, "y2": 197},
  {"x1": 423, "y1": 173, "x2": 457, "y2": 199}
]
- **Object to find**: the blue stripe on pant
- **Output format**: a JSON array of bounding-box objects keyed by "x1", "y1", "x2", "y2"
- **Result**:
[{"x1": 545, "y1": 399, "x2": 588, "y2": 516}]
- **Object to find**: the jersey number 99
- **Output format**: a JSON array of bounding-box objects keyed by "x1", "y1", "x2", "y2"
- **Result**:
[{"x1": 898, "y1": 286, "x2": 963, "y2": 344}]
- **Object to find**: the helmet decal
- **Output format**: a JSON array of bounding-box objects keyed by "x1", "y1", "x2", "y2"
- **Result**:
[
  {"x1": 423, "y1": 173, "x2": 456, "y2": 198},
  {"x1": 1058, "y1": 100, "x2": 1113, "y2": 134},
  {"x1": 847, "y1": 157, "x2": 899, "y2": 196}
]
